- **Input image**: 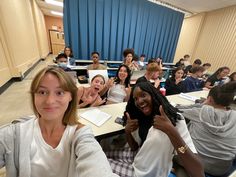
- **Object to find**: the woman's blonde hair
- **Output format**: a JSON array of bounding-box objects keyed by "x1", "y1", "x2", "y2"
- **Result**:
[{"x1": 30, "y1": 66, "x2": 78, "y2": 125}]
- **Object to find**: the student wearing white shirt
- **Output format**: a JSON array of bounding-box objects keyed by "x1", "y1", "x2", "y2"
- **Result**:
[
  {"x1": 100, "y1": 64, "x2": 131, "y2": 104},
  {"x1": 107, "y1": 82, "x2": 204, "y2": 177},
  {"x1": 0, "y1": 66, "x2": 118, "y2": 177}
]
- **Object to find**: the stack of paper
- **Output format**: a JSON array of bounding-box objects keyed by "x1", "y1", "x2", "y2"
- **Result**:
[
  {"x1": 179, "y1": 93, "x2": 199, "y2": 102},
  {"x1": 80, "y1": 108, "x2": 112, "y2": 127}
]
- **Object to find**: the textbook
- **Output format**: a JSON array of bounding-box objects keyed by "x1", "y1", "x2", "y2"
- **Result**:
[{"x1": 80, "y1": 108, "x2": 112, "y2": 127}]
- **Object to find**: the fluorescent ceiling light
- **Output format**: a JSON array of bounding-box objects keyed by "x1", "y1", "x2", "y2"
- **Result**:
[
  {"x1": 51, "y1": 11, "x2": 63, "y2": 16},
  {"x1": 148, "y1": 0, "x2": 193, "y2": 17},
  {"x1": 45, "y1": 0, "x2": 63, "y2": 7}
]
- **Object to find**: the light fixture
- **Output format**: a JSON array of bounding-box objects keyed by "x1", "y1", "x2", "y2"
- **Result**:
[
  {"x1": 148, "y1": 0, "x2": 193, "y2": 17},
  {"x1": 45, "y1": 0, "x2": 63, "y2": 7},
  {"x1": 51, "y1": 11, "x2": 63, "y2": 16}
]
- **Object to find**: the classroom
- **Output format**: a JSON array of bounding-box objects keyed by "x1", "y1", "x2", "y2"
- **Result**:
[{"x1": 0, "y1": 0, "x2": 236, "y2": 177}]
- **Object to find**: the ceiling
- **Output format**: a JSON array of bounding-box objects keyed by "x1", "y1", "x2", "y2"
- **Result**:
[{"x1": 36, "y1": 0, "x2": 236, "y2": 18}]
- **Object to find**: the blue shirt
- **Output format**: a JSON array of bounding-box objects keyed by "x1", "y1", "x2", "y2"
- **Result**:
[{"x1": 183, "y1": 76, "x2": 204, "y2": 92}]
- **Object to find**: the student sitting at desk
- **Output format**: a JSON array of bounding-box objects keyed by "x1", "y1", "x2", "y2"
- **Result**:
[
  {"x1": 87, "y1": 51, "x2": 107, "y2": 70},
  {"x1": 136, "y1": 62, "x2": 162, "y2": 88},
  {"x1": 123, "y1": 48, "x2": 139, "y2": 72},
  {"x1": 100, "y1": 64, "x2": 131, "y2": 104},
  {"x1": 0, "y1": 66, "x2": 118, "y2": 177},
  {"x1": 77, "y1": 74, "x2": 106, "y2": 108},
  {"x1": 106, "y1": 82, "x2": 204, "y2": 177},
  {"x1": 179, "y1": 81, "x2": 236, "y2": 177},
  {"x1": 64, "y1": 46, "x2": 76, "y2": 66},
  {"x1": 205, "y1": 66, "x2": 230, "y2": 89},
  {"x1": 56, "y1": 53, "x2": 72, "y2": 71},
  {"x1": 183, "y1": 66, "x2": 205, "y2": 93},
  {"x1": 165, "y1": 67, "x2": 185, "y2": 95}
]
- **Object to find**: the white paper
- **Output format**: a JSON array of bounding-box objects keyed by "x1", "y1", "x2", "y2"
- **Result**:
[
  {"x1": 179, "y1": 93, "x2": 199, "y2": 102},
  {"x1": 80, "y1": 108, "x2": 111, "y2": 127}
]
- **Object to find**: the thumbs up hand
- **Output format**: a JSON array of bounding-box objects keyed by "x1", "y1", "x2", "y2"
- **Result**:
[
  {"x1": 125, "y1": 112, "x2": 139, "y2": 133},
  {"x1": 153, "y1": 105, "x2": 174, "y2": 133}
]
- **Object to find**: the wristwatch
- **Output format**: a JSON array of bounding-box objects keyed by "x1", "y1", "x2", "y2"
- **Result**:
[{"x1": 177, "y1": 144, "x2": 188, "y2": 154}]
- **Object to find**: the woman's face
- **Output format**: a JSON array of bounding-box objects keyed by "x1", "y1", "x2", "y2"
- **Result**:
[
  {"x1": 64, "y1": 48, "x2": 71, "y2": 56},
  {"x1": 34, "y1": 73, "x2": 72, "y2": 121},
  {"x1": 133, "y1": 87, "x2": 152, "y2": 116},
  {"x1": 175, "y1": 69, "x2": 184, "y2": 79},
  {"x1": 91, "y1": 76, "x2": 105, "y2": 92},
  {"x1": 125, "y1": 54, "x2": 133, "y2": 64},
  {"x1": 219, "y1": 69, "x2": 230, "y2": 78},
  {"x1": 118, "y1": 66, "x2": 128, "y2": 81}
]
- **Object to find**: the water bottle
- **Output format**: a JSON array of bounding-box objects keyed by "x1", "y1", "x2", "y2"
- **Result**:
[{"x1": 159, "y1": 83, "x2": 166, "y2": 96}]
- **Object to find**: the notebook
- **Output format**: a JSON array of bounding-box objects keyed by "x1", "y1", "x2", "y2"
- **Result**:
[{"x1": 80, "y1": 108, "x2": 112, "y2": 127}]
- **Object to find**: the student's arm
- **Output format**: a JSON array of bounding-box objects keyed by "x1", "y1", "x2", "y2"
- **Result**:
[
  {"x1": 153, "y1": 106, "x2": 204, "y2": 177},
  {"x1": 73, "y1": 126, "x2": 118, "y2": 177},
  {"x1": 125, "y1": 112, "x2": 139, "y2": 151},
  {"x1": 99, "y1": 78, "x2": 114, "y2": 96},
  {"x1": 205, "y1": 81, "x2": 213, "y2": 89},
  {"x1": 124, "y1": 85, "x2": 131, "y2": 102},
  {"x1": 77, "y1": 87, "x2": 89, "y2": 108}
]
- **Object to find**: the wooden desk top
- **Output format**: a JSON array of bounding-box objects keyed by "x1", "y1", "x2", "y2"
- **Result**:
[
  {"x1": 78, "y1": 102, "x2": 126, "y2": 138},
  {"x1": 77, "y1": 90, "x2": 209, "y2": 138}
]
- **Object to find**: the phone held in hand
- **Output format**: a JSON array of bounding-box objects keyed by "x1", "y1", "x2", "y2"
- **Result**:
[{"x1": 115, "y1": 117, "x2": 124, "y2": 126}]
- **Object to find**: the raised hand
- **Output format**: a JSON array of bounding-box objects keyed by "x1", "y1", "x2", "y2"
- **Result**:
[
  {"x1": 153, "y1": 105, "x2": 174, "y2": 133},
  {"x1": 125, "y1": 112, "x2": 139, "y2": 133}
]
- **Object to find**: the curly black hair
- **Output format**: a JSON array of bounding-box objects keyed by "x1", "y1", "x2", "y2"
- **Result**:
[{"x1": 123, "y1": 81, "x2": 182, "y2": 144}]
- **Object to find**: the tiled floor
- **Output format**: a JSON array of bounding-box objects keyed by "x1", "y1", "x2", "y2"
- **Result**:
[{"x1": 0, "y1": 55, "x2": 54, "y2": 126}]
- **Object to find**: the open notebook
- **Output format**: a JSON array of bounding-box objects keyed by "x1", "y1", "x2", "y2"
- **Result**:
[{"x1": 80, "y1": 108, "x2": 111, "y2": 127}]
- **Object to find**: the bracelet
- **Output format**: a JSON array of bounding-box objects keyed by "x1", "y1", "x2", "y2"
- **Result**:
[{"x1": 177, "y1": 144, "x2": 188, "y2": 154}]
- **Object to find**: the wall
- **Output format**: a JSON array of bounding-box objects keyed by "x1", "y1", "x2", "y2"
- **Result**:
[
  {"x1": 0, "y1": 0, "x2": 49, "y2": 87},
  {"x1": 44, "y1": 15, "x2": 63, "y2": 52},
  {"x1": 174, "y1": 5, "x2": 236, "y2": 72}
]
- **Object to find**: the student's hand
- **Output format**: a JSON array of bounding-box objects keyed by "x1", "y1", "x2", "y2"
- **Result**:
[
  {"x1": 106, "y1": 78, "x2": 114, "y2": 88},
  {"x1": 153, "y1": 106, "x2": 174, "y2": 134},
  {"x1": 92, "y1": 97, "x2": 106, "y2": 107},
  {"x1": 175, "y1": 78, "x2": 182, "y2": 84},
  {"x1": 125, "y1": 112, "x2": 138, "y2": 133}
]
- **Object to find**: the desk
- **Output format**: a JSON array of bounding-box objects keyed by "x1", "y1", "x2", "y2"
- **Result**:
[
  {"x1": 167, "y1": 90, "x2": 209, "y2": 106},
  {"x1": 78, "y1": 102, "x2": 126, "y2": 138},
  {"x1": 77, "y1": 90, "x2": 208, "y2": 138}
]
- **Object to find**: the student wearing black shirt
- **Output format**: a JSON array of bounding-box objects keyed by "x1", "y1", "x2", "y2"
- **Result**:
[
  {"x1": 205, "y1": 66, "x2": 230, "y2": 89},
  {"x1": 165, "y1": 67, "x2": 184, "y2": 95}
]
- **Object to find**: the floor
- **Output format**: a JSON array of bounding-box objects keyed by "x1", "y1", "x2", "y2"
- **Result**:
[{"x1": 0, "y1": 55, "x2": 54, "y2": 126}]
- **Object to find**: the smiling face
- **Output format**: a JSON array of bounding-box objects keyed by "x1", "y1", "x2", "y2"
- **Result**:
[
  {"x1": 133, "y1": 87, "x2": 153, "y2": 116},
  {"x1": 118, "y1": 66, "x2": 128, "y2": 82},
  {"x1": 91, "y1": 76, "x2": 105, "y2": 92},
  {"x1": 125, "y1": 53, "x2": 133, "y2": 64},
  {"x1": 34, "y1": 73, "x2": 72, "y2": 122},
  {"x1": 219, "y1": 69, "x2": 230, "y2": 78}
]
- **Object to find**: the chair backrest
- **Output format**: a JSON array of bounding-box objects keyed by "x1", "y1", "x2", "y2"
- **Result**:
[
  {"x1": 65, "y1": 71, "x2": 78, "y2": 84},
  {"x1": 88, "y1": 70, "x2": 108, "y2": 83}
]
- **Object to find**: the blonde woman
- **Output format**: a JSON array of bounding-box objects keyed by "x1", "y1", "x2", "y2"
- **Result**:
[
  {"x1": 77, "y1": 74, "x2": 106, "y2": 108},
  {"x1": 0, "y1": 66, "x2": 118, "y2": 177}
]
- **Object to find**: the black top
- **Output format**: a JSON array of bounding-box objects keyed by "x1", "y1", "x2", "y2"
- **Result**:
[
  {"x1": 136, "y1": 76, "x2": 148, "y2": 84},
  {"x1": 165, "y1": 78, "x2": 184, "y2": 95},
  {"x1": 184, "y1": 65, "x2": 192, "y2": 76},
  {"x1": 206, "y1": 74, "x2": 224, "y2": 86}
]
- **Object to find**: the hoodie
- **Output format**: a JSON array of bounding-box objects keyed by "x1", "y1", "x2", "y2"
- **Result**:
[{"x1": 181, "y1": 105, "x2": 236, "y2": 176}]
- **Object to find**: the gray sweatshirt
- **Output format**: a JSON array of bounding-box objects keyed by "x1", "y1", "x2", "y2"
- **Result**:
[{"x1": 181, "y1": 105, "x2": 236, "y2": 176}]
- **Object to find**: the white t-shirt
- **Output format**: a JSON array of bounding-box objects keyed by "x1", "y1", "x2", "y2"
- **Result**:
[
  {"x1": 133, "y1": 117, "x2": 197, "y2": 177},
  {"x1": 107, "y1": 84, "x2": 127, "y2": 103},
  {"x1": 30, "y1": 119, "x2": 77, "y2": 177}
]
